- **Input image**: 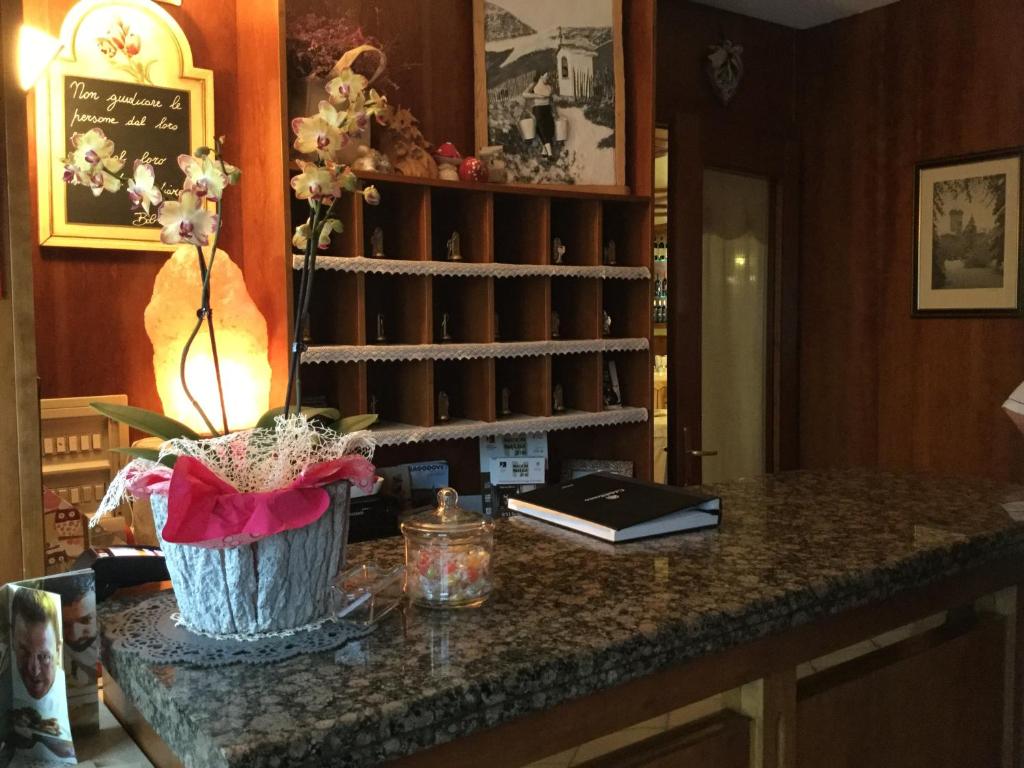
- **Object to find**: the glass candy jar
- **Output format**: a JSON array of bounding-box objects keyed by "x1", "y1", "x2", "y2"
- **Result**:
[{"x1": 401, "y1": 488, "x2": 494, "y2": 608}]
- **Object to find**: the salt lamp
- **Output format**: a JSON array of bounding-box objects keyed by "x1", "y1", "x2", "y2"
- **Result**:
[{"x1": 145, "y1": 246, "x2": 271, "y2": 434}]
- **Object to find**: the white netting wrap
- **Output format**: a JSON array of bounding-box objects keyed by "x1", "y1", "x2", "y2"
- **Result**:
[
  {"x1": 294, "y1": 255, "x2": 652, "y2": 281},
  {"x1": 371, "y1": 407, "x2": 649, "y2": 447},
  {"x1": 95, "y1": 415, "x2": 375, "y2": 523},
  {"x1": 302, "y1": 338, "x2": 650, "y2": 364}
]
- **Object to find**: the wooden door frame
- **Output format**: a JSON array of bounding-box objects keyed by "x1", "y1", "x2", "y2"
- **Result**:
[
  {"x1": 1, "y1": 0, "x2": 44, "y2": 580},
  {"x1": 667, "y1": 113, "x2": 800, "y2": 485}
]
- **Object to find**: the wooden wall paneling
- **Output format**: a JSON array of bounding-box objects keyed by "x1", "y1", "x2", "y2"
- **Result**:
[
  {"x1": 494, "y1": 195, "x2": 549, "y2": 265},
  {"x1": 1, "y1": 0, "x2": 44, "y2": 580},
  {"x1": 28, "y1": 0, "x2": 294, "y2": 417},
  {"x1": 654, "y1": 2, "x2": 797, "y2": 136},
  {"x1": 796, "y1": 616, "x2": 1006, "y2": 768},
  {"x1": 574, "y1": 711, "x2": 751, "y2": 768},
  {"x1": 797, "y1": 0, "x2": 1024, "y2": 480},
  {"x1": 235, "y1": 0, "x2": 290, "y2": 406},
  {"x1": 622, "y1": 0, "x2": 656, "y2": 196}
]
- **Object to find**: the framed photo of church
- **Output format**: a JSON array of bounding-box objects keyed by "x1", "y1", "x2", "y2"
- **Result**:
[
  {"x1": 914, "y1": 149, "x2": 1024, "y2": 316},
  {"x1": 473, "y1": 0, "x2": 625, "y2": 191}
]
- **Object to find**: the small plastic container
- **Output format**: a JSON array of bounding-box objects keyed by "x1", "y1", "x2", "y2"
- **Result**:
[{"x1": 401, "y1": 488, "x2": 494, "y2": 608}]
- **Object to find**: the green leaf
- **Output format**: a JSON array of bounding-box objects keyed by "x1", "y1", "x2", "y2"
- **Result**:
[
  {"x1": 111, "y1": 446, "x2": 178, "y2": 468},
  {"x1": 255, "y1": 406, "x2": 342, "y2": 430},
  {"x1": 90, "y1": 403, "x2": 202, "y2": 441},
  {"x1": 112, "y1": 446, "x2": 161, "y2": 462},
  {"x1": 335, "y1": 414, "x2": 378, "y2": 434}
]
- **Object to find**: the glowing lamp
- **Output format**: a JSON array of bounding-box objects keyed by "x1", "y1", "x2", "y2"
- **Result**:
[
  {"x1": 145, "y1": 247, "x2": 271, "y2": 434},
  {"x1": 17, "y1": 25, "x2": 62, "y2": 91}
]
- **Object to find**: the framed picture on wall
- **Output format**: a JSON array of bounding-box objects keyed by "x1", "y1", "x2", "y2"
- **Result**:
[
  {"x1": 914, "y1": 149, "x2": 1024, "y2": 316},
  {"x1": 472, "y1": 0, "x2": 625, "y2": 191}
]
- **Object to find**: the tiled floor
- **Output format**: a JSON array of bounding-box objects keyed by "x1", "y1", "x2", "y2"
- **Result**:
[{"x1": 526, "y1": 614, "x2": 946, "y2": 767}]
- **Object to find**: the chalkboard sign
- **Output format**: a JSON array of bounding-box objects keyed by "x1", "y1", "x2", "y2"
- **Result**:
[
  {"x1": 64, "y1": 75, "x2": 192, "y2": 229},
  {"x1": 36, "y1": 0, "x2": 213, "y2": 251}
]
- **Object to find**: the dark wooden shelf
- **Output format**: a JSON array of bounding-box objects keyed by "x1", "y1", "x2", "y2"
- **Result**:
[{"x1": 354, "y1": 170, "x2": 649, "y2": 202}]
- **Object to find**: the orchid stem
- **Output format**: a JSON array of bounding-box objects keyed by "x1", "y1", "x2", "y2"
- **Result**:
[
  {"x1": 177, "y1": 139, "x2": 231, "y2": 436},
  {"x1": 284, "y1": 199, "x2": 325, "y2": 418}
]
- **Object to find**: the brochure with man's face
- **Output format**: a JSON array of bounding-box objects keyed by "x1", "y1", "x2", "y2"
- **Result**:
[{"x1": 0, "y1": 573, "x2": 95, "y2": 767}]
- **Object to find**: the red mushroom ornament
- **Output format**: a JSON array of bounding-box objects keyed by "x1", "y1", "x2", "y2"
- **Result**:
[
  {"x1": 434, "y1": 142, "x2": 463, "y2": 181},
  {"x1": 458, "y1": 156, "x2": 488, "y2": 183}
]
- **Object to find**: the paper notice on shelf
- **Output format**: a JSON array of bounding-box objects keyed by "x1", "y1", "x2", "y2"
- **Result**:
[
  {"x1": 489, "y1": 457, "x2": 546, "y2": 485},
  {"x1": 478, "y1": 434, "x2": 548, "y2": 470}
]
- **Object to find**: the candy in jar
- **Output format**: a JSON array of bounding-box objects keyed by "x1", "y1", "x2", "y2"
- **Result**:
[{"x1": 401, "y1": 488, "x2": 494, "y2": 608}]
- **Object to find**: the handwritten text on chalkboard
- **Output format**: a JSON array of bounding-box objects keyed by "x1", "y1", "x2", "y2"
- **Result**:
[{"x1": 64, "y1": 75, "x2": 192, "y2": 228}]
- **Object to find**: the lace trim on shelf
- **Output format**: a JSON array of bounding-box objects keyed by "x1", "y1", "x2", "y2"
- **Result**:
[
  {"x1": 370, "y1": 407, "x2": 649, "y2": 447},
  {"x1": 302, "y1": 338, "x2": 650, "y2": 364},
  {"x1": 294, "y1": 255, "x2": 651, "y2": 281}
]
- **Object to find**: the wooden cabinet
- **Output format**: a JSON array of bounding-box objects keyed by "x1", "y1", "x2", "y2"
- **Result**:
[
  {"x1": 575, "y1": 712, "x2": 751, "y2": 768},
  {"x1": 797, "y1": 616, "x2": 1007, "y2": 768},
  {"x1": 298, "y1": 174, "x2": 655, "y2": 484}
]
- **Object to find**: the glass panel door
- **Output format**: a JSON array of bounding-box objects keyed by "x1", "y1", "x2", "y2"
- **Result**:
[{"x1": 699, "y1": 169, "x2": 769, "y2": 483}]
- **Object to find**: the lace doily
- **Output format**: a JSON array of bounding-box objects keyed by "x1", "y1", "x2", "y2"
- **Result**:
[
  {"x1": 372, "y1": 407, "x2": 648, "y2": 447},
  {"x1": 296, "y1": 255, "x2": 651, "y2": 281},
  {"x1": 102, "y1": 592, "x2": 377, "y2": 667},
  {"x1": 303, "y1": 338, "x2": 650, "y2": 365}
]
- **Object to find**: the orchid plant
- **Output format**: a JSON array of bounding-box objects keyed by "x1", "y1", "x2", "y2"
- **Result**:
[
  {"x1": 59, "y1": 55, "x2": 388, "y2": 449},
  {"x1": 62, "y1": 128, "x2": 239, "y2": 438},
  {"x1": 284, "y1": 60, "x2": 388, "y2": 416}
]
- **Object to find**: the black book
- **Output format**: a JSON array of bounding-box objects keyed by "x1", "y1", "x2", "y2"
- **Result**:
[{"x1": 507, "y1": 472, "x2": 721, "y2": 543}]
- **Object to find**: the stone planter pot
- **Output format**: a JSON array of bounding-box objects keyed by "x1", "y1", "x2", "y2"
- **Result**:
[{"x1": 151, "y1": 481, "x2": 351, "y2": 637}]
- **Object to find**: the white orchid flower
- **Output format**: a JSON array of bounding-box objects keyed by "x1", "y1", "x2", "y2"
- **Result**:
[
  {"x1": 290, "y1": 160, "x2": 342, "y2": 202},
  {"x1": 362, "y1": 185, "x2": 380, "y2": 206},
  {"x1": 291, "y1": 102, "x2": 344, "y2": 160},
  {"x1": 158, "y1": 190, "x2": 218, "y2": 246},
  {"x1": 69, "y1": 128, "x2": 125, "y2": 175},
  {"x1": 292, "y1": 219, "x2": 312, "y2": 250},
  {"x1": 325, "y1": 69, "x2": 368, "y2": 107},
  {"x1": 317, "y1": 218, "x2": 343, "y2": 250},
  {"x1": 126, "y1": 161, "x2": 163, "y2": 213},
  {"x1": 177, "y1": 152, "x2": 230, "y2": 201}
]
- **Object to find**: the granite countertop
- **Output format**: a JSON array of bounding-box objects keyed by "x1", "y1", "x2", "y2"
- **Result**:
[{"x1": 101, "y1": 469, "x2": 1024, "y2": 768}]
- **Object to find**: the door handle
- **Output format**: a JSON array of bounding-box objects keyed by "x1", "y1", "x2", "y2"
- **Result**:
[{"x1": 682, "y1": 426, "x2": 717, "y2": 457}]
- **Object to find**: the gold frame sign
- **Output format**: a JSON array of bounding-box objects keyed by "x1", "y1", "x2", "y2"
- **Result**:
[{"x1": 36, "y1": 0, "x2": 214, "y2": 251}]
